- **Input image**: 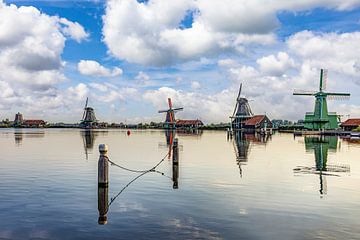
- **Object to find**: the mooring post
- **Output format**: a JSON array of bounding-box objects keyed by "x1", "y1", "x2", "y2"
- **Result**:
[
  {"x1": 172, "y1": 138, "x2": 179, "y2": 189},
  {"x1": 98, "y1": 144, "x2": 109, "y2": 188}
]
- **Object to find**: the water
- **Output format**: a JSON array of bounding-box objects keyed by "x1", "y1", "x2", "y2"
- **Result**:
[{"x1": 0, "y1": 129, "x2": 360, "y2": 240}]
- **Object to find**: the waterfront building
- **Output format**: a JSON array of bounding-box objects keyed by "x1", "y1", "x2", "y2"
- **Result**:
[
  {"x1": 14, "y1": 112, "x2": 24, "y2": 126},
  {"x1": 230, "y1": 83, "x2": 253, "y2": 130},
  {"x1": 293, "y1": 69, "x2": 350, "y2": 130},
  {"x1": 340, "y1": 118, "x2": 360, "y2": 131},
  {"x1": 23, "y1": 120, "x2": 46, "y2": 128},
  {"x1": 242, "y1": 115, "x2": 273, "y2": 132},
  {"x1": 176, "y1": 119, "x2": 204, "y2": 129},
  {"x1": 80, "y1": 98, "x2": 98, "y2": 129},
  {"x1": 158, "y1": 98, "x2": 183, "y2": 129}
]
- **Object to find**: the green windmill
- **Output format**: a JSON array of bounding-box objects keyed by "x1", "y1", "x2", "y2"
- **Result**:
[{"x1": 294, "y1": 69, "x2": 350, "y2": 130}]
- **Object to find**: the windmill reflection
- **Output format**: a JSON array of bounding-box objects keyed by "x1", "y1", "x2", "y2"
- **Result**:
[
  {"x1": 165, "y1": 130, "x2": 175, "y2": 159},
  {"x1": 14, "y1": 130, "x2": 45, "y2": 146},
  {"x1": 81, "y1": 130, "x2": 105, "y2": 160},
  {"x1": 294, "y1": 136, "x2": 350, "y2": 195},
  {"x1": 233, "y1": 131, "x2": 270, "y2": 177}
]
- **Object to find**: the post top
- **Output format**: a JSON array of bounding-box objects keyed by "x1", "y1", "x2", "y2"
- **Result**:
[{"x1": 99, "y1": 144, "x2": 108, "y2": 153}]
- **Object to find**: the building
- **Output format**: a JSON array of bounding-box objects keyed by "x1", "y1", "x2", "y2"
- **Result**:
[
  {"x1": 14, "y1": 112, "x2": 24, "y2": 126},
  {"x1": 176, "y1": 119, "x2": 204, "y2": 129},
  {"x1": 80, "y1": 98, "x2": 98, "y2": 129},
  {"x1": 23, "y1": 120, "x2": 46, "y2": 128},
  {"x1": 243, "y1": 115, "x2": 272, "y2": 131},
  {"x1": 340, "y1": 119, "x2": 360, "y2": 131},
  {"x1": 293, "y1": 69, "x2": 350, "y2": 130},
  {"x1": 13, "y1": 112, "x2": 46, "y2": 127},
  {"x1": 230, "y1": 84, "x2": 253, "y2": 130},
  {"x1": 158, "y1": 98, "x2": 183, "y2": 129}
]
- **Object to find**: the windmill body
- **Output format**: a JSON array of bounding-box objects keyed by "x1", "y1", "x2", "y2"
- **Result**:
[
  {"x1": 230, "y1": 84, "x2": 254, "y2": 130},
  {"x1": 80, "y1": 98, "x2": 98, "y2": 129},
  {"x1": 294, "y1": 69, "x2": 350, "y2": 130},
  {"x1": 158, "y1": 98, "x2": 183, "y2": 129}
]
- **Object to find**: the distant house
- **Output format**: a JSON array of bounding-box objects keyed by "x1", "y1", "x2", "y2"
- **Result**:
[
  {"x1": 23, "y1": 120, "x2": 46, "y2": 128},
  {"x1": 243, "y1": 115, "x2": 272, "y2": 131},
  {"x1": 176, "y1": 119, "x2": 204, "y2": 129},
  {"x1": 341, "y1": 119, "x2": 360, "y2": 131}
]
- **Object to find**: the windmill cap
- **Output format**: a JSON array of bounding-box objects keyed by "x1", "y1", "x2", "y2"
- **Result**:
[{"x1": 99, "y1": 144, "x2": 108, "y2": 153}]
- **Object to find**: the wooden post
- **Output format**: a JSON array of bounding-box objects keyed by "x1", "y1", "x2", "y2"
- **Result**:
[
  {"x1": 98, "y1": 144, "x2": 109, "y2": 188},
  {"x1": 172, "y1": 138, "x2": 179, "y2": 189}
]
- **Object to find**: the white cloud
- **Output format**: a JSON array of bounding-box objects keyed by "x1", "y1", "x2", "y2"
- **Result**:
[
  {"x1": 135, "y1": 71, "x2": 150, "y2": 82},
  {"x1": 102, "y1": 0, "x2": 360, "y2": 66},
  {"x1": 0, "y1": 1, "x2": 89, "y2": 119},
  {"x1": 191, "y1": 81, "x2": 201, "y2": 90},
  {"x1": 78, "y1": 60, "x2": 123, "y2": 77},
  {"x1": 257, "y1": 52, "x2": 296, "y2": 76},
  {"x1": 58, "y1": 18, "x2": 89, "y2": 43},
  {"x1": 288, "y1": 31, "x2": 360, "y2": 77}
]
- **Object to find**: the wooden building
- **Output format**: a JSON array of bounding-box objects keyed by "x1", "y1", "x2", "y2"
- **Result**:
[
  {"x1": 176, "y1": 119, "x2": 204, "y2": 129},
  {"x1": 23, "y1": 120, "x2": 46, "y2": 128},
  {"x1": 243, "y1": 115, "x2": 272, "y2": 131},
  {"x1": 340, "y1": 119, "x2": 360, "y2": 131}
]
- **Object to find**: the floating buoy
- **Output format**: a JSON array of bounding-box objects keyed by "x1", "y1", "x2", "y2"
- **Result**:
[{"x1": 127, "y1": 130, "x2": 131, "y2": 136}]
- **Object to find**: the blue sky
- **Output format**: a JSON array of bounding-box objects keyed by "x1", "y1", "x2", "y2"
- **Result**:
[{"x1": 1, "y1": 0, "x2": 360, "y2": 123}]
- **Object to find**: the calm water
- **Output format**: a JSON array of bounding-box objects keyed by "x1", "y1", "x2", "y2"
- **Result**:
[{"x1": 0, "y1": 129, "x2": 360, "y2": 240}]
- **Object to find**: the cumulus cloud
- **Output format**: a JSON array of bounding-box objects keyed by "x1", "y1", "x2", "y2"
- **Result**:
[
  {"x1": 0, "y1": 1, "x2": 89, "y2": 119},
  {"x1": 257, "y1": 52, "x2": 296, "y2": 76},
  {"x1": 191, "y1": 81, "x2": 201, "y2": 90},
  {"x1": 288, "y1": 31, "x2": 360, "y2": 77},
  {"x1": 78, "y1": 60, "x2": 123, "y2": 77},
  {"x1": 58, "y1": 18, "x2": 89, "y2": 43},
  {"x1": 102, "y1": 0, "x2": 360, "y2": 66}
]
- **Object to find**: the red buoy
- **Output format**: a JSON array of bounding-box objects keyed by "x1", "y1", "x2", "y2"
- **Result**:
[{"x1": 127, "y1": 130, "x2": 131, "y2": 136}]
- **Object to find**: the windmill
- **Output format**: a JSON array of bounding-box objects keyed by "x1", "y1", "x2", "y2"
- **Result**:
[
  {"x1": 80, "y1": 97, "x2": 98, "y2": 129},
  {"x1": 230, "y1": 83, "x2": 254, "y2": 130},
  {"x1": 293, "y1": 69, "x2": 350, "y2": 130},
  {"x1": 158, "y1": 98, "x2": 183, "y2": 129}
]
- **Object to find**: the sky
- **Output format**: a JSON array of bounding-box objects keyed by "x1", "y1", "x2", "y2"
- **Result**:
[{"x1": 1, "y1": 0, "x2": 360, "y2": 124}]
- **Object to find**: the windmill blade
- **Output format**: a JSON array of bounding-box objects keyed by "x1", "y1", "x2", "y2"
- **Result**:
[
  {"x1": 82, "y1": 97, "x2": 88, "y2": 120},
  {"x1": 322, "y1": 69, "x2": 328, "y2": 91},
  {"x1": 328, "y1": 95, "x2": 350, "y2": 101},
  {"x1": 237, "y1": 83, "x2": 242, "y2": 100},
  {"x1": 158, "y1": 110, "x2": 169, "y2": 113},
  {"x1": 232, "y1": 83, "x2": 242, "y2": 117},
  {"x1": 293, "y1": 90, "x2": 316, "y2": 96},
  {"x1": 169, "y1": 111, "x2": 174, "y2": 123},
  {"x1": 232, "y1": 102, "x2": 239, "y2": 118},
  {"x1": 168, "y1": 98, "x2": 173, "y2": 109}
]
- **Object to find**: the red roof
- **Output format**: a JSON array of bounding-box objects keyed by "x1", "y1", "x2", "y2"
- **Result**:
[
  {"x1": 176, "y1": 119, "x2": 203, "y2": 125},
  {"x1": 244, "y1": 115, "x2": 265, "y2": 126},
  {"x1": 23, "y1": 120, "x2": 46, "y2": 125},
  {"x1": 341, "y1": 118, "x2": 360, "y2": 126}
]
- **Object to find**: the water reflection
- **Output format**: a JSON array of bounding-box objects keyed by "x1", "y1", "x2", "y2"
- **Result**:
[
  {"x1": 81, "y1": 130, "x2": 109, "y2": 159},
  {"x1": 98, "y1": 186, "x2": 108, "y2": 225},
  {"x1": 81, "y1": 130, "x2": 96, "y2": 160},
  {"x1": 232, "y1": 131, "x2": 270, "y2": 177},
  {"x1": 99, "y1": 138, "x2": 180, "y2": 224},
  {"x1": 294, "y1": 136, "x2": 350, "y2": 195},
  {"x1": 14, "y1": 129, "x2": 45, "y2": 146}
]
